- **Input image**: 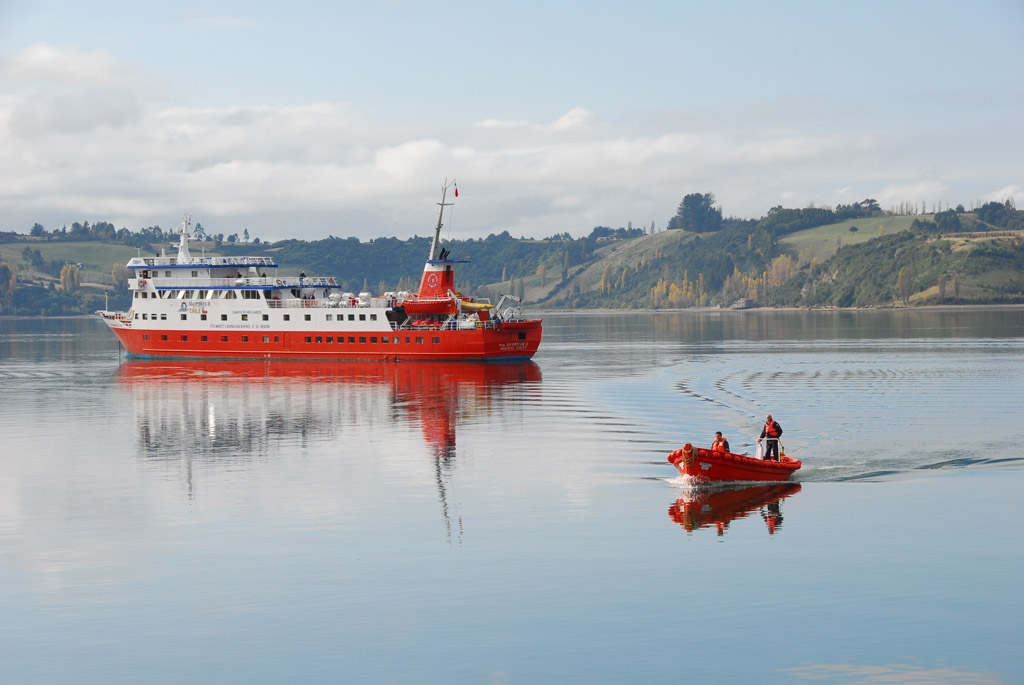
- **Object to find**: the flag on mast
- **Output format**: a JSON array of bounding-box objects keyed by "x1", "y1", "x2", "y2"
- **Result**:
[{"x1": 454, "y1": 183, "x2": 458, "y2": 198}]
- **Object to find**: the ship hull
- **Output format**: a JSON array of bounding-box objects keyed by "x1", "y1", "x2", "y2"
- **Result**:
[{"x1": 103, "y1": 318, "x2": 542, "y2": 361}]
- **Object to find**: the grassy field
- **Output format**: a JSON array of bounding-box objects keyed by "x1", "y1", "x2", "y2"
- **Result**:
[
  {"x1": 782, "y1": 215, "x2": 923, "y2": 263},
  {"x1": 0, "y1": 241, "x2": 145, "y2": 284}
]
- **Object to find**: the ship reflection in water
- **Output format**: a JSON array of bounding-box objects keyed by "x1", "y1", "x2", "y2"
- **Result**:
[
  {"x1": 119, "y1": 359, "x2": 541, "y2": 456},
  {"x1": 668, "y1": 483, "x2": 801, "y2": 536},
  {"x1": 117, "y1": 360, "x2": 541, "y2": 535}
]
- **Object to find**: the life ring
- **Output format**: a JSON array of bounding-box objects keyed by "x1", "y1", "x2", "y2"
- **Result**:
[
  {"x1": 276, "y1": 279, "x2": 283, "y2": 286},
  {"x1": 138, "y1": 279, "x2": 147, "y2": 286}
]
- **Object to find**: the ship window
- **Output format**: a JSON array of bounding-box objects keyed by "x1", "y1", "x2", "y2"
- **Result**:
[
  {"x1": 143, "y1": 335, "x2": 148, "y2": 340},
  {"x1": 382, "y1": 337, "x2": 388, "y2": 344},
  {"x1": 519, "y1": 332, "x2": 527, "y2": 340},
  {"x1": 181, "y1": 335, "x2": 187, "y2": 341},
  {"x1": 262, "y1": 314, "x2": 268, "y2": 321},
  {"x1": 221, "y1": 314, "x2": 227, "y2": 321},
  {"x1": 201, "y1": 336, "x2": 207, "y2": 342},
  {"x1": 327, "y1": 337, "x2": 333, "y2": 343},
  {"x1": 199, "y1": 290, "x2": 207, "y2": 299},
  {"x1": 274, "y1": 336, "x2": 279, "y2": 342},
  {"x1": 222, "y1": 336, "x2": 228, "y2": 342},
  {"x1": 201, "y1": 314, "x2": 207, "y2": 321},
  {"x1": 134, "y1": 292, "x2": 139, "y2": 299},
  {"x1": 263, "y1": 336, "x2": 269, "y2": 343},
  {"x1": 283, "y1": 314, "x2": 290, "y2": 321},
  {"x1": 370, "y1": 337, "x2": 377, "y2": 343},
  {"x1": 316, "y1": 336, "x2": 323, "y2": 343},
  {"x1": 165, "y1": 271, "x2": 171, "y2": 277},
  {"x1": 225, "y1": 291, "x2": 235, "y2": 299},
  {"x1": 348, "y1": 314, "x2": 355, "y2": 321},
  {"x1": 184, "y1": 291, "x2": 193, "y2": 298},
  {"x1": 241, "y1": 314, "x2": 248, "y2": 321},
  {"x1": 394, "y1": 337, "x2": 400, "y2": 344},
  {"x1": 359, "y1": 337, "x2": 366, "y2": 343},
  {"x1": 180, "y1": 314, "x2": 187, "y2": 320},
  {"x1": 337, "y1": 337, "x2": 343, "y2": 344},
  {"x1": 405, "y1": 337, "x2": 410, "y2": 343},
  {"x1": 160, "y1": 314, "x2": 167, "y2": 320},
  {"x1": 348, "y1": 336, "x2": 355, "y2": 343},
  {"x1": 359, "y1": 314, "x2": 366, "y2": 321},
  {"x1": 326, "y1": 314, "x2": 332, "y2": 321},
  {"x1": 370, "y1": 314, "x2": 377, "y2": 321},
  {"x1": 305, "y1": 336, "x2": 312, "y2": 343},
  {"x1": 161, "y1": 335, "x2": 167, "y2": 341},
  {"x1": 134, "y1": 314, "x2": 139, "y2": 319},
  {"x1": 141, "y1": 292, "x2": 147, "y2": 298},
  {"x1": 432, "y1": 337, "x2": 440, "y2": 344},
  {"x1": 192, "y1": 271, "x2": 198, "y2": 277},
  {"x1": 416, "y1": 337, "x2": 423, "y2": 344},
  {"x1": 142, "y1": 313, "x2": 148, "y2": 320},
  {"x1": 242, "y1": 336, "x2": 248, "y2": 342},
  {"x1": 304, "y1": 314, "x2": 311, "y2": 321}
]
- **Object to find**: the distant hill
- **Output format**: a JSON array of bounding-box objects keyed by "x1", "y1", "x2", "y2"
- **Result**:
[{"x1": 2, "y1": 201, "x2": 1021, "y2": 316}]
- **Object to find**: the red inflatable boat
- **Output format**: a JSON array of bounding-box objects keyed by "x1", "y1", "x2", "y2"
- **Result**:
[{"x1": 668, "y1": 442, "x2": 801, "y2": 484}]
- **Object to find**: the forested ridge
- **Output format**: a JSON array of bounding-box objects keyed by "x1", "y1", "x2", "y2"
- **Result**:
[{"x1": 1, "y1": 196, "x2": 1022, "y2": 316}]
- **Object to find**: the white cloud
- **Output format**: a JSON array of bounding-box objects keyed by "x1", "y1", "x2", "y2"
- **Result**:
[
  {"x1": 548, "y1": 107, "x2": 593, "y2": 131},
  {"x1": 0, "y1": 43, "x2": 143, "y2": 89},
  {"x1": 0, "y1": 55, "x2": 1015, "y2": 241},
  {"x1": 983, "y1": 185, "x2": 1022, "y2": 206},
  {"x1": 877, "y1": 181, "x2": 949, "y2": 211},
  {"x1": 474, "y1": 118, "x2": 530, "y2": 129}
]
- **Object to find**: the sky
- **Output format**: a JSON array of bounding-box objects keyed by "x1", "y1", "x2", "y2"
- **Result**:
[{"x1": 0, "y1": 0, "x2": 1022, "y2": 242}]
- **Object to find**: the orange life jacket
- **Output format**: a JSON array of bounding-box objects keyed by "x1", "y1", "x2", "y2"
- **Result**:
[
  {"x1": 764, "y1": 421, "x2": 780, "y2": 438},
  {"x1": 712, "y1": 437, "x2": 728, "y2": 452}
]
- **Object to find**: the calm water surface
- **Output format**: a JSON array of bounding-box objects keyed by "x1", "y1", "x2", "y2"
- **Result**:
[{"x1": 1, "y1": 309, "x2": 1022, "y2": 683}]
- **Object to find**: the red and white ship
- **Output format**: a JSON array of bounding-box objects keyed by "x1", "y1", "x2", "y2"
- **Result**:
[{"x1": 98, "y1": 182, "x2": 542, "y2": 360}]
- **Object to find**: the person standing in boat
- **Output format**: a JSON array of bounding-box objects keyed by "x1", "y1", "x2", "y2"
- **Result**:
[
  {"x1": 711, "y1": 431, "x2": 730, "y2": 453},
  {"x1": 758, "y1": 415, "x2": 783, "y2": 460}
]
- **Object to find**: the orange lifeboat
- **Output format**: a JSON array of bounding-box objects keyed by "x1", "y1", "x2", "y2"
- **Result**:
[{"x1": 668, "y1": 442, "x2": 801, "y2": 483}]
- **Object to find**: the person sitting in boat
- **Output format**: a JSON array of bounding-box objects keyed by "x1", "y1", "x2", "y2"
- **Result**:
[
  {"x1": 711, "y1": 431, "x2": 730, "y2": 453},
  {"x1": 757, "y1": 414, "x2": 783, "y2": 461}
]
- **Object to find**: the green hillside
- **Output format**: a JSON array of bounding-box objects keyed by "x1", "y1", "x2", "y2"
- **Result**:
[
  {"x1": 781, "y1": 215, "x2": 920, "y2": 263},
  {"x1": 2, "y1": 199, "x2": 1022, "y2": 316}
]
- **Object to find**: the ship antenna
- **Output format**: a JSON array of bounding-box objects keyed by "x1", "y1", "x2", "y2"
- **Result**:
[{"x1": 429, "y1": 178, "x2": 455, "y2": 261}]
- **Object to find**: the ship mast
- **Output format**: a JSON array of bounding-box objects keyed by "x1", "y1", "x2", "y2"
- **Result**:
[
  {"x1": 429, "y1": 179, "x2": 455, "y2": 261},
  {"x1": 177, "y1": 213, "x2": 193, "y2": 263}
]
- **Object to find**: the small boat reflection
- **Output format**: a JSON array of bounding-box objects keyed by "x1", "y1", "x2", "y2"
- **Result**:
[{"x1": 668, "y1": 483, "x2": 801, "y2": 536}]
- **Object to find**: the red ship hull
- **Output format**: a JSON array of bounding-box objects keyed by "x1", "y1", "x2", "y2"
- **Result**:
[
  {"x1": 668, "y1": 443, "x2": 801, "y2": 484},
  {"x1": 106, "y1": 318, "x2": 542, "y2": 361}
]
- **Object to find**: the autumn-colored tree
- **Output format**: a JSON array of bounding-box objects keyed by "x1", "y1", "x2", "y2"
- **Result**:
[
  {"x1": 768, "y1": 255, "x2": 796, "y2": 287},
  {"x1": 60, "y1": 264, "x2": 81, "y2": 292},
  {"x1": 111, "y1": 263, "x2": 131, "y2": 287},
  {"x1": 897, "y1": 267, "x2": 912, "y2": 305}
]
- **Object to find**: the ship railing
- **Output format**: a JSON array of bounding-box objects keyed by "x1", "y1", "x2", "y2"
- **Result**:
[
  {"x1": 393, "y1": 318, "x2": 501, "y2": 331},
  {"x1": 141, "y1": 276, "x2": 340, "y2": 289},
  {"x1": 130, "y1": 256, "x2": 279, "y2": 268},
  {"x1": 267, "y1": 298, "x2": 392, "y2": 310}
]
